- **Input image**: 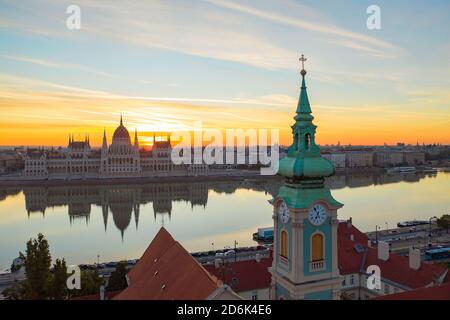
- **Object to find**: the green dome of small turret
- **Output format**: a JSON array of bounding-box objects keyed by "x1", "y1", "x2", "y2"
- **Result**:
[{"x1": 278, "y1": 153, "x2": 335, "y2": 180}]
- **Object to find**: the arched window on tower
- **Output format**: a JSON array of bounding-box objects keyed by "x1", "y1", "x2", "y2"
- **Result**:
[
  {"x1": 311, "y1": 233, "x2": 324, "y2": 261},
  {"x1": 280, "y1": 230, "x2": 288, "y2": 259}
]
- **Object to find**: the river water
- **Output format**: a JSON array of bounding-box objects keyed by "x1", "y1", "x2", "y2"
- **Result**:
[{"x1": 0, "y1": 171, "x2": 448, "y2": 269}]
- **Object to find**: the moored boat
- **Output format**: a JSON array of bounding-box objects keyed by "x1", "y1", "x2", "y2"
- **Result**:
[{"x1": 397, "y1": 220, "x2": 428, "y2": 228}]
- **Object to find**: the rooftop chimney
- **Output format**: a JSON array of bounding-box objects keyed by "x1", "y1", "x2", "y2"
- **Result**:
[
  {"x1": 255, "y1": 253, "x2": 261, "y2": 263},
  {"x1": 367, "y1": 240, "x2": 372, "y2": 248},
  {"x1": 377, "y1": 241, "x2": 389, "y2": 261},
  {"x1": 350, "y1": 234, "x2": 354, "y2": 241},
  {"x1": 347, "y1": 217, "x2": 352, "y2": 229},
  {"x1": 214, "y1": 259, "x2": 221, "y2": 269},
  {"x1": 409, "y1": 247, "x2": 421, "y2": 270}
]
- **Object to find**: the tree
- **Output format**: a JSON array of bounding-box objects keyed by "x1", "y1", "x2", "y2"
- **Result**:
[
  {"x1": 50, "y1": 258, "x2": 68, "y2": 299},
  {"x1": 20, "y1": 233, "x2": 52, "y2": 299},
  {"x1": 2, "y1": 233, "x2": 70, "y2": 300},
  {"x1": 106, "y1": 261, "x2": 128, "y2": 291},
  {"x1": 69, "y1": 270, "x2": 105, "y2": 298},
  {"x1": 2, "y1": 281, "x2": 25, "y2": 300},
  {"x1": 437, "y1": 214, "x2": 450, "y2": 233}
]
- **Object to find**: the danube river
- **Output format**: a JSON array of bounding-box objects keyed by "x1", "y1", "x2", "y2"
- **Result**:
[{"x1": 0, "y1": 171, "x2": 448, "y2": 270}]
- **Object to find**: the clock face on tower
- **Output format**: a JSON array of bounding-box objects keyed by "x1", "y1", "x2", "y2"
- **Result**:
[
  {"x1": 308, "y1": 204, "x2": 327, "y2": 226},
  {"x1": 278, "y1": 200, "x2": 290, "y2": 224}
]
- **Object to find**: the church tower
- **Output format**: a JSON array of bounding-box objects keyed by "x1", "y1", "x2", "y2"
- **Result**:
[{"x1": 270, "y1": 55, "x2": 343, "y2": 300}]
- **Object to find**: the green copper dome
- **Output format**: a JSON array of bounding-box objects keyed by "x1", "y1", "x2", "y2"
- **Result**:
[
  {"x1": 278, "y1": 66, "x2": 335, "y2": 184},
  {"x1": 278, "y1": 154, "x2": 335, "y2": 180}
]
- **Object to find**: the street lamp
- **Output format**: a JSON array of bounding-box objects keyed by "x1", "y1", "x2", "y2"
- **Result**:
[{"x1": 428, "y1": 216, "x2": 437, "y2": 248}]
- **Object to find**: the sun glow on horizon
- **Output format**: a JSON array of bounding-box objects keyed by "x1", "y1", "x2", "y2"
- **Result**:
[{"x1": 0, "y1": 1, "x2": 449, "y2": 147}]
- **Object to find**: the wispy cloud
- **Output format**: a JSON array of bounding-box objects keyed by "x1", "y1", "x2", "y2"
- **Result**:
[
  {"x1": 0, "y1": 54, "x2": 114, "y2": 78},
  {"x1": 204, "y1": 0, "x2": 402, "y2": 58},
  {"x1": 0, "y1": 0, "x2": 401, "y2": 71}
]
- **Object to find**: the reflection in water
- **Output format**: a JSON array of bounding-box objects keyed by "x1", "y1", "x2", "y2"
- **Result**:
[{"x1": 0, "y1": 171, "x2": 438, "y2": 239}]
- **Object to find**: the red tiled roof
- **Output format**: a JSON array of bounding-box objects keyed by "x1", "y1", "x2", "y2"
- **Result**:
[
  {"x1": 373, "y1": 282, "x2": 450, "y2": 300},
  {"x1": 338, "y1": 220, "x2": 369, "y2": 245},
  {"x1": 204, "y1": 257, "x2": 272, "y2": 293},
  {"x1": 113, "y1": 227, "x2": 221, "y2": 300},
  {"x1": 338, "y1": 221, "x2": 369, "y2": 274},
  {"x1": 337, "y1": 221, "x2": 448, "y2": 289},
  {"x1": 362, "y1": 247, "x2": 446, "y2": 289}
]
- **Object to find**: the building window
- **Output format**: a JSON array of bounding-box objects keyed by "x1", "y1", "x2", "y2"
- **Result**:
[
  {"x1": 251, "y1": 291, "x2": 258, "y2": 300},
  {"x1": 311, "y1": 233, "x2": 324, "y2": 261},
  {"x1": 280, "y1": 230, "x2": 288, "y2": 259},
  {"x1": 350, "y1": 274, "x2": 355, "y2": 285},
  {"x1": 342, "y1": 278, "x2": 346, "y2": 287}
]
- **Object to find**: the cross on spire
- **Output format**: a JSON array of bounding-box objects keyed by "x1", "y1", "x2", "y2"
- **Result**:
[{"x1": 299, "y1": 54, "x2": 307, "y2": 70}]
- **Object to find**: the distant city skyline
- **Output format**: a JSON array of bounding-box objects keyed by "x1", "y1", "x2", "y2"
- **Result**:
[{"x1": 1, "y1": 0, "x2": 449, "y2": 147}]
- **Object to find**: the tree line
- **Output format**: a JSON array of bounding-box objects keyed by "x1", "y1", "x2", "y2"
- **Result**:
[{"x1": 2, "y1": 233, "x2": 128, "y2": 300}]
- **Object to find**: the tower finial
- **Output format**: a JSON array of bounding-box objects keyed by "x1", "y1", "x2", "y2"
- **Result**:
[
  {"x1": 134, "y1": 128, "x2": 139, "y2": 147},
  {"x1": 120, "y1": 113, "x2": 123, "y2": 126},
  {"x1": 299, "y1": 53, "x2": 307, "y2": 77},
  {"x1": 295, "y1": 54, "x2": 312, "y2": 116},
  {"x1": 102, "y1": 128, "x2": 108, "y2": 149}
]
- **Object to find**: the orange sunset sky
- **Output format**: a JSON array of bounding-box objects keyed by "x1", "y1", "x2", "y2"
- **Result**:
[{"x1": 0, "y1": 1, "x2": 449, "y2": 147}]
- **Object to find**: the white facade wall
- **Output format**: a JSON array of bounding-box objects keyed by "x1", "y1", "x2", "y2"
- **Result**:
[
  {"x1": 322, "y1": 153, "x2": 346, "y2": 169},
  {"x1": 345, "y1": 152, "x2": 373, "y2": 168},
  {"x1": 238, "y1": 288, "x2": 270, "y2": 300}
]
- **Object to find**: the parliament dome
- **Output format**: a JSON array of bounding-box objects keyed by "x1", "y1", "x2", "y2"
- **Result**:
[{"x1": 112, "y1": 115, "x2": 131, "y2": 145}]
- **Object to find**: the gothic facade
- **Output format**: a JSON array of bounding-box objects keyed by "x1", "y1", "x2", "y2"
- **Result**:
[{"x1": 22, "y1": 117, "x2": 208, "y2": 180}]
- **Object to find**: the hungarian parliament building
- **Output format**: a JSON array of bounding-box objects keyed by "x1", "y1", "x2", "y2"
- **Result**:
[{"x1": 22, "y1": 117, "x2": 208, "y2": 180}]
